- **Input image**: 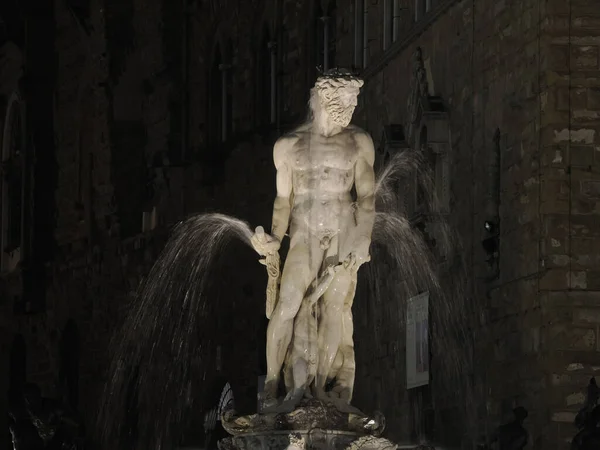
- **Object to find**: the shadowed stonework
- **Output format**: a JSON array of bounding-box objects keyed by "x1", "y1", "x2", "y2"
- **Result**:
[{"x1": 0, "y1": 0, "x2": 599, "y2": 449}]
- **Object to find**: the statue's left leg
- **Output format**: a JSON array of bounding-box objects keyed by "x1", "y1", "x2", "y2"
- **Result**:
[{"x1": 315, "y1": 269, "x2": 353, "y2": 398}]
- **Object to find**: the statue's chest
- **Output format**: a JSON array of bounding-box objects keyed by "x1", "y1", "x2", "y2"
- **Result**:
[{"x1": 291, "y1": 139, "x2": 357, "y2": 172}]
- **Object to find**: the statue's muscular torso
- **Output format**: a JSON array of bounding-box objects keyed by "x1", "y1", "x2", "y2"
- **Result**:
[{"x1": 277, "y1": 124, "x2": 366, "y2": 238}]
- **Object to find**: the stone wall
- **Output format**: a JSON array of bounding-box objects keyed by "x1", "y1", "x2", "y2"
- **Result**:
[
  {"x1": 0, "y1": 0, "x2": 599, "y2": 449},
  {"x1": 539, "y1": 0, "x2": 600, "y2": 448},
  {"x1": 332, "y1": 0, "x2": 546, "y2": 444}
]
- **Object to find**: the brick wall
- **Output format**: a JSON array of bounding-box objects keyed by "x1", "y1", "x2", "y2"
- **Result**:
[{"x1": 539, "y1": 0, "x2": 600, "y2": 448}]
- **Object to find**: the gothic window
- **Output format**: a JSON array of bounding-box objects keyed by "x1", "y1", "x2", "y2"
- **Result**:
[
  {"x1": 257, "y1": 26, "x2": 276, "y2": 126},
  {"x1": 326, "y1": 1, "x2": 337, "y2": 70},
  {"x1": 353, "y1": 0, "x2": 363, "y2": 68},
  {"x1": 208, "y1": 40, "x2": 233, "y2": 144},
  {"x1": 280, "y1": 27, "x2": 291, "y2": 120},
  {"x1": 384, "y1": 0, "x2": 403, "y2": 49},
  {"x1": 383, "y1": 0, "x2": 393, "y2": 50},
  {"x1": 405, "y1": 47, "x2": 450, "y2": 222},
  {"x1": 314, "y1": 2, "x2": 325, "y2": 70},
  {"x1": 353, "y1": 0, "x2": 368, "y2": 68},
  {"x1": 1, "y1": 91, "x2": 25, "y2": 272},
  {"x1": 59, "y1": 320, "x2": 80, "y2": 408},
  {"x1": 381, "y1": 124, "x2": 409, "y2": 214},
  {"x1": 415, "y1": 0, "x2": 431, "y2": 21}
]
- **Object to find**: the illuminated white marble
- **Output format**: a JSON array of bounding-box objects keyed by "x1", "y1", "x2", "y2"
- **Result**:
[{"x1": 251, "y1": 72, "x2": 375, "y2": 413}]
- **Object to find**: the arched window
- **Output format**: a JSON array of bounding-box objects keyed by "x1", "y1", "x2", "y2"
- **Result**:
[
  {"x1": 9, "y1": 334, "x2": 26, "y2": 402},
  {"x1": 59, "y1": 320, "x2": 80, "y2": 407},
  {"x1": 1, "y1": 91, "x2": 25, "y2": 272},
  {"x1": 209, "y1": 44, "x2": 223, "y2": 145}
]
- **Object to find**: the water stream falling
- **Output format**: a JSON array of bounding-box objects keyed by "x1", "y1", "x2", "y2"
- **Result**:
[
  {"x1": 98, "y1": 151, "x2": 483, "y2": 449},
  {"x1": 98, "y1": 215, "x2": 254, "y2": 450},
  {"x1": 360, "y1": 151, "x2": 481, "y2": 445}
]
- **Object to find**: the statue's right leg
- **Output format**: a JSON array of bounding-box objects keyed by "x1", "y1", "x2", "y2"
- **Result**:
[
  {"x1": 261, "y1": 241, "x2": 321, "y2": 410},
  {"x1": 330, "y1": 306, "x2": 355, "y2": 403}
]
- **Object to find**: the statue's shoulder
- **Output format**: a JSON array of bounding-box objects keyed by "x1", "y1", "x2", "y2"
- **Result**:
[
  {"x1": 273, "y1": 131, "x2": 301, "y2": 168},
  {"x1": 283, "y1": 123, "x2": 311, "y2": 140},
  {"x1": 347, "y1": 126, "x2": 375, "y2": 163},
  {"x1": 276, "y1": 130, "x2": 302, "y2": 144},
  {"x1": 274, "y1": 126, "x2": 307, "y2": 152},
  {"x1": 346, "y1": 124, "x2": 371, "y2": 140}
]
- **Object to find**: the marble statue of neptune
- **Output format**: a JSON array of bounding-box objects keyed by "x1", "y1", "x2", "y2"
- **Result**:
[{"x1": 251, "y1": 70, "x2": 375, "y2": 413}]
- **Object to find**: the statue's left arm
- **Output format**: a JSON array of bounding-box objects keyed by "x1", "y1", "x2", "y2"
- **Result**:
[{"x1": 352, "y1": 130, "x2": 376, "y2": 264}]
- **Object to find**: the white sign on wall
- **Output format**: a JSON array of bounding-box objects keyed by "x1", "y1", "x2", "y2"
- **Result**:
[{"x1": 406, "y1": 291, "x2": 430, "y2": 389}]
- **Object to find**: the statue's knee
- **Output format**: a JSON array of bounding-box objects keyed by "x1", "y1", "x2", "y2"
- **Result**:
[
  {"x1": 274, "y1": 302, "x2": 302, "y2": 323},
  {"x1": 278, "y1": 286, "x2": 307, "y2": 314}
]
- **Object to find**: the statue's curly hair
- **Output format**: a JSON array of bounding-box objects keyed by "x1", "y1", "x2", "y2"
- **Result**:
[
  {"x1": 314, "y1": 74, "x2": 364, "y2": 100},
  {"x1": 305, "y1": 69, "x2": 363, "y2": 122}
]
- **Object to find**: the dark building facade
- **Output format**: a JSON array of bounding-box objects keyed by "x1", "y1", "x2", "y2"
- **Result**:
[{"x1": 1, "y1": 0, "x2": 600, "y2": 449}]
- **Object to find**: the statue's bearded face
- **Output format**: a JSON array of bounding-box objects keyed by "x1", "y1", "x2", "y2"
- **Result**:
[{"x1": 319, "y1": 87, "x2": 360, "y2": 128}]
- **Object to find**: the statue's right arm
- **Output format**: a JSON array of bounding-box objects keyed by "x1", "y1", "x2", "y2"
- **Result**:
[{"x1": 271, "y1": 137, "x2": 294, "y2": 242}]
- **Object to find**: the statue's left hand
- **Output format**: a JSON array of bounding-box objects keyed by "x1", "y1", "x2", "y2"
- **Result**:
[
  {"x1": 344, "y1": 236, "x2": 371, "y2": 271},
  {"x1": 352, "y1": 236, "x2": 371, "y2": 266},
  {"x1": 251, "y1": 226, "x2": 281, "y2": 257}
]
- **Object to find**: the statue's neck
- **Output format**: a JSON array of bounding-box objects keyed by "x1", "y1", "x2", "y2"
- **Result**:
[{"x1": 312, "y1": 105, "x2": 343, "y2": 137}]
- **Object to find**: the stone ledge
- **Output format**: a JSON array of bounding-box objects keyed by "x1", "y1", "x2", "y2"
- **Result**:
[{"x1": 219, "y1": 432, "x2": 404, "y2": 450}]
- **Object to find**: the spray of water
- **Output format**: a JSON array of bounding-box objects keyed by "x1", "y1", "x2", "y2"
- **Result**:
[
  {"x1": 98, "y1": 150, "x2": 482, "y2": 448},
  {"x1": 97, "y1": 214, "x2": 253, "y2": 450},
  {"x1": 365, "y1": 151, "x2": 481, "y2": 445}
]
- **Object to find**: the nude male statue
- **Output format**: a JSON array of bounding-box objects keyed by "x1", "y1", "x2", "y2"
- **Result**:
[{"x1": 251, "y1": 70, "x2": 376, "y2": 412}]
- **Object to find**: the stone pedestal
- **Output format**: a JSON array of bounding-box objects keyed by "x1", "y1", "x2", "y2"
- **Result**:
[
  {"x1": 217, "y1": 399, "x2": 396, "y2": 450},
  {"x1": 218, "y1": 430, "x2": 397, "y2": 450}
]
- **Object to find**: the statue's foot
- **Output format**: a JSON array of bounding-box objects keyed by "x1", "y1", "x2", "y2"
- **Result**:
[
  {"x1": 278, "y1": 388, "x2": 304, "y2": 413},
  {"x1": 258, "y1": 396, "x2": 280, "y2": 413},
  {"x1": 260, "y1": 389, "x2": 304, "y2": 414},
  {"x1": 312, "y1": 387, "x2": 330, "y2": 402},
  {"x1": 258, "y1": 380, "x2": 280, "y2": 413},
  {"x1": 330, "y1": 386, "x2": 352, "y2": 403}
]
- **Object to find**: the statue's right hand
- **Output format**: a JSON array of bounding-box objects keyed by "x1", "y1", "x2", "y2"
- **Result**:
[{"x1": 251, "y1": 226, "x2": 281, "y2": 256}]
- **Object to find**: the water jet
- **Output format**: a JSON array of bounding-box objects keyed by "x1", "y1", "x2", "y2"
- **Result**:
[{"x1": 99, "y1": 70, "x2": 472, "y2": 450}]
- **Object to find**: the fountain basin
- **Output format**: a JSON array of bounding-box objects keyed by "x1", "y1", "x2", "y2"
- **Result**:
[
  {"x1": 216, "y1": 399, "x2": 422, "y2": 450},
  {"x1": 218, "y1": 430, "x2": 398, "y2": 450}
]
